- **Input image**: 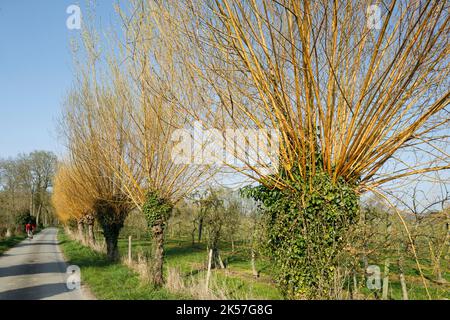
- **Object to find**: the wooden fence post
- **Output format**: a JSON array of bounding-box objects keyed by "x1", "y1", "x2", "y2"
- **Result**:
[
  {"x1": 205, "y1": 249, "x2": 213, "y2": 292},
  {"x1": 382, "y1": 259, "x2": 390, "y2": 300},
  {"x1": 128, "y1": 236, "x2": 132, "y2": 264}
]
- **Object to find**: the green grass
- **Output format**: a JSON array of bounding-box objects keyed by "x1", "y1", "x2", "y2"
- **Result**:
[
  {"x1": 63, "y1": 229, "x2": 448, "y2": 300},
  {"x1": 0, "y1": 235, "x2": 26, "y2": 255},
  {"x1": 58, "y1": 230, "x2": 189, "y2": 300},
  {"x1": 360, "y1": 256, "x2": 450, "y2": 300},
  {"x1": 117, "y1": 236, "x2": 283, "y2": 299},
  {"x1": 361, "y1": 279, "x2": 449, "y2": 300},
  {"x1": 115, "y1": 235, "x2": 450, "y2": 300}
]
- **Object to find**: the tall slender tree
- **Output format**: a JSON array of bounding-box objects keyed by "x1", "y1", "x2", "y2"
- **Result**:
[{"x1": 141, "y1": 0, "x2": 449, "y2": 298}]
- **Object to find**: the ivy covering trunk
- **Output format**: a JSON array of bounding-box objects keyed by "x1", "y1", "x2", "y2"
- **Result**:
[
  {"x1": 143, "y1": 192, "x2": 173, "y2": 286},
  {"x1": 243, "y1": 169, "x2": 359, "y2": 299}
]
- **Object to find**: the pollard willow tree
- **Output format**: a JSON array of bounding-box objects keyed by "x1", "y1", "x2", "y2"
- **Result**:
[
  {"x1": 152, "y1": 0, "x2": 449, "y2": 298},
  {"x1": 64, "y1": 2, "x2": 214, "y2": 285},
  {"x1": 52, "y1": 163, "x2": 96, "y2": 245},
  {"x1": 112, "y1": 2, "x2": 215, "y2": 286},
  {"x1": 60, "y1": 30, "x2": 135, "y2": 261}
]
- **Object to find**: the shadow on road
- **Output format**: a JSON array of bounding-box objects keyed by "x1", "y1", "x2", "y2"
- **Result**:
[
  {"x1": 0, "y1": 261, "x2": 65, "y2": 277},
  {"x1": 1, "y1": 252, "x2": 60, "y2": 257},
  {"x1": 16, "y1": 241, "x2": 58, "y2": 247},
  {"x1": 0, "y1": 282, "x2": 72, "y2": 300}
]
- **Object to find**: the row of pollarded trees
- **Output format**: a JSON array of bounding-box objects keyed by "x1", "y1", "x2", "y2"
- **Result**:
[
  {"x1": 52, "y1": 11, "x2": 212, "y2": 286},
  {"x1": 53, "y1": 0, "x2": 449, "y2": 298}
]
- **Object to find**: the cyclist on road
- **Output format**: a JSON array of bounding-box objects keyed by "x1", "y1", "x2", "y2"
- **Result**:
[{"x1": 25, "y1": 222, "x2": 35, "y2": 239}]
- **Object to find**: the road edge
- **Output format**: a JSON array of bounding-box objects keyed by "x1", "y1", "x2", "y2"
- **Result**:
[{"x1": 55, "y1": 228, "x2": 98, "y2": 300}]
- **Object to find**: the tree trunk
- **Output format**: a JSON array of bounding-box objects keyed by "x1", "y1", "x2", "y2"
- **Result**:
[
  {"x1": 96, "y1": 203, "x2": 127, "y2": 262},
  {"x1": 29, "y1": 189, "x2": 33, "y2": 216},
  {"x1": 87, "y1": 222, "x2": 95, "y2": 245},
  {"x1": 6, "y1": 228, "x2": 12, "y2": 238},
  {"x1": 85, "y1": 215, "x2": 96, "y2": 246},
  {"x1": 427, "y1": 239, "x2": 445, "y2": 284},
  {"x1": 77, "y1": 220, "x2": 84, "y2": 242},
  {"x1": 251, "y1": 248, "x2": 259, "y2": 278},
  {"x1": 191, "y1": 221, "x2": 196, "y2": 246},
  {"x1": 103, "y1": 223, "x2": 121, "y2": 261},
  {"x1": 198, "y1": 217, "x2": 203, "y2": 243},
  {"x1": 152, "y1": 220, "x2": 165, "y2": 286},
  {"x1": 43, "y1": 209, "x2": 48, "y2": 227},
  {"x1": 382, "y1": 259, "x2": 390, "y2": 300},
  {"x1": 210, "y1": 247, "x2": 224, "y2": 269},
  {"x1": 36, "y1": 203, "x2": 42, "y2": 227}
]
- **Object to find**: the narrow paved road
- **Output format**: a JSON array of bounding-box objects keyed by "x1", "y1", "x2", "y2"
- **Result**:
[{"x1": 0, "y1": 228, "x2": 87, "y2": 300}]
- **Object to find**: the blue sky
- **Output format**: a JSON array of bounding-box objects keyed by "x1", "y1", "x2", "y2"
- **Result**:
[
  {"x1": 0, "y1": 1, "x2": 447, "y2": 210},
  {"x1": 0, "y1": 0, "x2": 119, "y2": 159}
]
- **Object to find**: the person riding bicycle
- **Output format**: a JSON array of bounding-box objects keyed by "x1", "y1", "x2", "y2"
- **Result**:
[{"x1": 25, "y1": 221, "x2": 34, "y2": 239}]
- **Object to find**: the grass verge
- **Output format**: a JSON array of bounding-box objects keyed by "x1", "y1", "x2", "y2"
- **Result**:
[
  {"x1": 57, "y1": 229, "x2": 189, "y2": 300},
  {"x1": 117, "y1": 237, "x2": 282, "y2": 299},
  {"x1": 0, "y1": 235, "x2": 26, "y2": 255}
]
